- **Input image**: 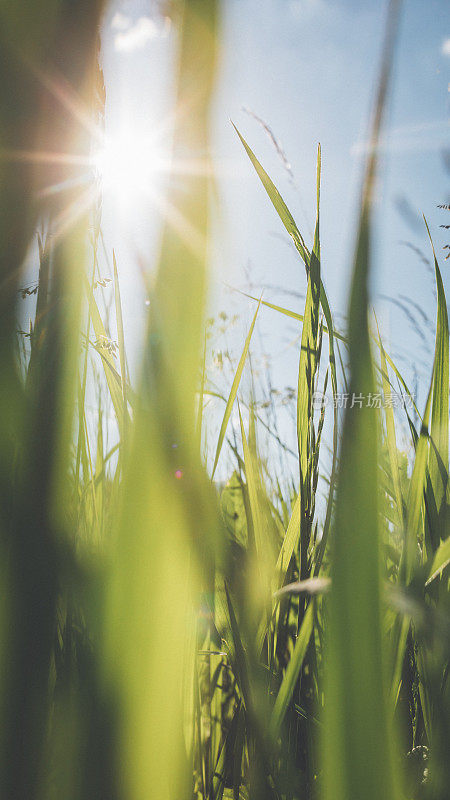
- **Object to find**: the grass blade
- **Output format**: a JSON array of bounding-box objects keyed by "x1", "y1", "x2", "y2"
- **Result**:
[
  {"x1": 269, "y1": 600, "x2": 314, "y2": 741},
  {"x1": 425, "y1": 535, "x2": 450, "y2": 586},
  {"x1": 113, "y1": 249, "x2": 129, "y2": 432},
  {"x1": 425, "y1": 218, "x2": 449, "y2": 541},
  {"x1": 378, "y1": 326, "x2": 404, "y2": 528},
  {"x1": 211, "y1": 299, "x2": 261, "y2": 478},
  {"x1": 323, "y1": 5, "x2": 401, "y2": 800}
]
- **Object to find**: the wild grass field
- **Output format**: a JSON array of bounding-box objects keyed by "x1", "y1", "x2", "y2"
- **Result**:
[{"x1": 0, "y1": 1, "x2": 449, "y2": 799}]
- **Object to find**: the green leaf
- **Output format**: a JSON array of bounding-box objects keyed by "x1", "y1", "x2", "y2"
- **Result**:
[
  {"x1": 378, "y1": 326, "x2": 404, "y2": 529},
  {"x1": 425, "y1": 218, "x2": 449, "y2": 541},
  {"x1": 274, "y1": 493, "x2": 301, "y2": 590},
  {"x1": 401, "y1": 382, "x2": 433, "y2": 583},
  {"x1": 211, "y1": 299, "x2": 261, "y2": 478},
  {"x1": 269, "y1": 600, "x2": 314, "y2": 741},
  {"x1": 231, "y1": 288, "x2": 347, "y2": 344},
  {"x1": 83, "y1": 273, "x2": 125, "y2": 433},
  {"x1": 297, "y1": 146, "x2": 321, "y2": 550},
  {"x1": 425, "y1": 536, "x2": 450, "y2": 585},
  {"x1": 113, "y1": 249, "x2": 129, "y2": 431},
  {"x1": 232, "y1": 123, "x2": 310, "y2": 266}
]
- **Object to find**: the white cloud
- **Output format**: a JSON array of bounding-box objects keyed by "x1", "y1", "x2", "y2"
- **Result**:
[
  {"x1": 111, "y1": 12, "x2": 130, "y2": 31},
  {"x1": 442, "y1": 38, "x2": 450, "y2": 57},
  {"x1": 114, "y1": 16, "x2": 168, "y2": 52}
]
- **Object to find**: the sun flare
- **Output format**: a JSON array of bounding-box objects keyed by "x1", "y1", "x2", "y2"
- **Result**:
[{"x1": 91, "y1": 130, "x2": 167, "y2": 208}]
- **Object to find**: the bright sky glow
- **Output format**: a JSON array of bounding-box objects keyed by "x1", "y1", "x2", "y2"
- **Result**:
[
  {"x1": 91, "y1": 130, "x2": 168, "y2": 211},
  {"x1": 100, "y1": 0, "x2": 449, "y2": 417}
]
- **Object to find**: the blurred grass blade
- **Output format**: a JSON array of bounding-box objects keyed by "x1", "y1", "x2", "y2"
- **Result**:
[
  {"x1": 102, "y1": 4, "x2": 220, "y2": 800},
  {"x1": 323, "y1": 4, "x2": 401, "y2": 800},
  {"x1": 238, "y1": 405, "x2": 271, "y2": 562}
]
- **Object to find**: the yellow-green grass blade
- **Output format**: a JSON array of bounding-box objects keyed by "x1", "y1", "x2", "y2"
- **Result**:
[
  {"x1": 95, "y1": 401, "x2": 104, "y2": 525},
  {"x1": 425, "y1": 219, "x2": 449, "y2": 536},
  {"x1": 113, "y1": 250, "x2": 129, "y2": 433},
  {"x1": 297, "y1": 145, "x2": 321, "y2": 594},
  {"x1": 76, "y1": 257, "x2": 96, "y2": 486},
  {"x1": 416, "y1": 643, "x2": 433, "y2": 744},
  {"x1": 102, "y1": 6, "x2": 221, "y2": 800},
  {"x1": 238, "y1": 405, "x2": 271, "y2": 562},
  {"x1": 323, "y1": 4, "x2": 401, "y2": 799},
  {"x1": 274, "y1": 493, "x2": 301, "y2": 590},
  {"x1": 239, "y1": 283, "x2": 420, "y2": 424},
  {"x1": 381, "y1": 326, "x2": 411, "y2": 706},
  {"x1": 425, "y1": 535, "x2": 450, "y2": 585},
  {"x1": 232, "y1": 288, "x2": 347, "y2": 343},
  {"x1": 378, "y1": 327, "x2": 404, "y2": 529},
  {"x1": 297, "y1": 145, "x2": 321, "y2": 487},
  {"x1": 235, "y1": 289, "x2": 420, "y2": 429},
  {"x1": 390, "y1": 379, "x2": 434, "y2": 706},
  {"x1": 268, "y1": 600, "x2": 314, "y2": 742},
  {"x1": 232, "y1": 123, "x2": 310, "y2": 265},
  {"x1": 238, "y1": 406, "x2": 275, "y2": 649},
  {"x1": 196, "y1": 335, "x2": 207, "y2": 454},
  {"x1": 377, "y1": 346, "x2": 421, "y2": 419},
  {"x1": 211, "y1": 299, "x2": 261, "y2": 478},
  {"x1": 232, "y1": 127, "x2": 342, "y2": 366},
  {"x1": 400, "y1": 381, "x2": 433, "y2": 583},
  {"x1": 95, "y1": 349, "x2": 138, "y2": 408},
  {"x1": 84, "y1": 274, "x2": 124, "y2": 433},
  {"x1": 230, "y1": 285, "x2": 340, "y2": 577}
]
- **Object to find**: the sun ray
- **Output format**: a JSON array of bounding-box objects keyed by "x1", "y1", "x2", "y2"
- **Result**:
[
  {"x1": 50, "y1": 183, "x2": 99, "y2": 246},
  {"x1": 32, "y1": 63, "x2": 104, "y2": 146}
]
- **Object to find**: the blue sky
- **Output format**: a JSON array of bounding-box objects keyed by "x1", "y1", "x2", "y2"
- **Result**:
[{"x1": 99, "y1": 0, "x2": 449, "y2": 475}]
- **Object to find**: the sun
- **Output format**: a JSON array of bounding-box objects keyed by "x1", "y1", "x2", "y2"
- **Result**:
[{"x1": 91, "y1": 129, "x2": 167, "y2": 209}]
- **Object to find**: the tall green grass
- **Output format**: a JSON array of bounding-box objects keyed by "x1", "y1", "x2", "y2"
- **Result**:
[{"x1": 0, "y1": 1, "x2": 449, "y2": 799}]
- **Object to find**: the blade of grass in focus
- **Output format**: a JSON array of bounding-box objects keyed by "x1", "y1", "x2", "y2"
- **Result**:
[
  {"x1": 425, "y1": 219, "x2": 449, "y2": 547},
  {"x1": 211, "y1": 299, "x2": 261, "y2": 479}
]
